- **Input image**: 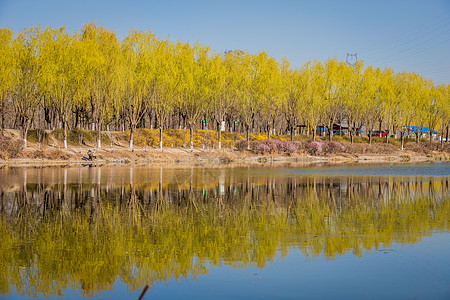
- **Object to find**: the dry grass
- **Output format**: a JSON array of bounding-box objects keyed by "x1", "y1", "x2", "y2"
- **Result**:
[{"x1": 0, "y1": 136, "x2": 23, "y2": 159}]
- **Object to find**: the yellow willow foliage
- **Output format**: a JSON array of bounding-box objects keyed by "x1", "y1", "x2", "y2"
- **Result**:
[
  {"x1": 252, "y1": 52, "x2": 282, "y2": 126},
  {"x1": 0, "y1": 28, "x2": 16, "y2": 102},
  {"x1": 121, "y1": 29, "x2": 154, "y2": 136},
  {"x1": 151, "y1": 38, "x2": 179, "y2": 132},
  {"x1": 0, "y1": 28, "x2": 16, "y2": 133},
  {"x1": 435, "y1": 84, "x2": 450, "y2": 135},
  {"x1": 80, "y1": 23, "x2": 122, "y2": 131},
  {"x1": 0, "y1": 24, "x2": 448, "y2": 141},
  {"x1": 302, "y1": 60, "x2": 326, "y2": 133},
  {"x1": 231, "y1": 51, "x2": 254, "y2": 129}
]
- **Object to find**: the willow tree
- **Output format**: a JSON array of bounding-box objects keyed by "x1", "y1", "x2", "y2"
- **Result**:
[
  {"x1": 232, "y1": 51, "x2": 254, "y2": 147},
  {"x1": 252, "y1": 52, "x2": 281, "y2": 139},
  {"x1": 322, "y1": 58, "x2": 346, "y2": 141},
  {"x1": 152, "y1": 38, "x2": 178, "y2": 150},
  {"x1": 426, "y1": 85, "x2": 441, "y2": 143},
  {"x1": 12, "y1": 27, "x2": 42, "y2": 148},
  {"x1": 121, "y1": 30, "x2": 154, "y2": 149},
  {"x1": 283, "y1": 66, "x2": 310, "y2": 141},
  {"x1": 361, "y1": 66, "x2": 383, "y2": 144},
  {"x1": 210, "y1": 52, "x2": 228, "y2": 149},
  {"x1": 410, "y1": 75, "x2": 431, "y2": 144},
  {"x1": 81, "y1": 23, "x2": 122, "y2": 149},
  {"x1": 378, "y1": 68, "x2": 396, "y2": 143},
  {"x1": 395, "y1": 72, "x2": 416, "y2": 150},
  {"x1": 435, "y1": 84, "x2": 449, "y2": 149},
  {"x1": 303, "y1": 60, "x2": 326, "y2": 141},
  {"x1": 70, "y1": 33, "x2": 91, "y2": 147},
  {"x1": 0, "y1": 28, "x2": 16, "y2": 134},
  {"x1": 38, "y1": 27, "x2": 77, "y2": 148},
  {"x1": 342, "y1": 60, "x2": 365, "y2": 144},
  {"x1": 177, "y1": 42, "x2": 210, "y2": 150}
]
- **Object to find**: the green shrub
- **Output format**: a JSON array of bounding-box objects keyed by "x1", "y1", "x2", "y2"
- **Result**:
[{"x1": 27, "y1": 129, "x2": 49, "y2": 144}]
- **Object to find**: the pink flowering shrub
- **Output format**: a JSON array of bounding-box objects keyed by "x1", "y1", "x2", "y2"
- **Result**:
[
  {"x1": 265, "y1": 139, "x2": 284, "y2": 151},
  {"x1": 283, "y1": 141, "x2": 302, "y2": 154},
  {"x1": 250, "y1": 141, "x2": 271, "y2": 153},
  {"x1": 302, "y1": 141, "x2": 346, "y2": 155},
  {"x1": 304, "y1": 141, "x2": 323, "y2": 155},
  {"x1": 322, "y1": 141, "x2": 345, "y2": 155}
]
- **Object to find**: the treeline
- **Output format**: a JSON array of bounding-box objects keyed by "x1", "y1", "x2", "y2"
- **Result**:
[{"x1": 0, "y1": 23, "x2": 449, "y2": 150}]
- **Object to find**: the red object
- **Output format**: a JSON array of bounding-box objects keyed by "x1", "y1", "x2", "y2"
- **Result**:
[{"x1": 371, "y1": 131, "x2": 386, "y2": 137}]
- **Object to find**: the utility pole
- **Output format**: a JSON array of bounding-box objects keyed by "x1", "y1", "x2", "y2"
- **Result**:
[
  {"x1": 346, "y1": 53, "x2": 357, "y2": 66},
  {"x1": 342, "y1": 53, "x2": 358, "y2": 136}
]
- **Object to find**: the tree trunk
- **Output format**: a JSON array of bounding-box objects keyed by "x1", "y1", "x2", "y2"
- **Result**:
[
  {"x1": 218, "y1": 121, "x2": 222, "y2": 149},
  {"x1": 312, "y1": 126, "x2": 316, "y2": 141},
  {"x1": 385, "y1": 130, "x2": 389, "y2": 144},
  {"x1": 246, "y1": 124, "x2": 250, "y2": 150},
  {"x1": 63, "y1": 119, "x2": 68, "y2": 149},
  {"x1": 44, "y1": 107, "x2": 52, "y2": 130},
  {"x1": 22, "y1": 127, "x2": 28, "y2": 148},
  {"x1": 446, "y1": 125, "x2": 449, "y2": 143},
  {"x1": 159, "y1": 125, "x2": 163, "y2": 149},
  {"x1": 78, "y1": 125, "x2": 83, "y2": 152},
  {"x1": 350, "y1": 130, "x2": 354, "y2": 144},
  {"x1": 129, "y1": 125, "x2": 134, "y2": 149},
  {"x1": 328, "y1": 119, "x2": 333, "y2": 141},
  {"x1": 368, "y1": 130, "x2": 372, "y2": 144},
  {"x1": 272, "y1": 117, "x2": 276, "y2": 137},
  {"x1": 267, "y1": 123, "x2": 270, "y2": 140},
  {"x1": 97, "y1": 121, "x2": 102, "y2": 149},
  {"x1": 189, "y1": 125, "x2": 194, "y2": 151},
  {"x1": 0, "y1": 99, "x2": 5, "y2": 135},
  {"x1": 401, "y1": 131, "x2": 404, "y2": 150},
  {"x1": 290, "y1": 125, "x2": 294, "y2": 141}
]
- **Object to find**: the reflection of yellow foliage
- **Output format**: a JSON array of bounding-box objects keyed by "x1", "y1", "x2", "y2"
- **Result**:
[{"x1": 0, "y1": 177, "x2": 448, "y2": 297}]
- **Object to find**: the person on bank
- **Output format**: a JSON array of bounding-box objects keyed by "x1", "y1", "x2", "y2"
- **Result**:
[{"x1": 87, "y1": 149, "x2": 96, "y2": 161}]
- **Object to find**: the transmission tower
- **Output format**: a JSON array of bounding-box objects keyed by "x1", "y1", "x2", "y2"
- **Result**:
[{"x1": 346, "y1": 53, "x2": 358, "y2": 66}]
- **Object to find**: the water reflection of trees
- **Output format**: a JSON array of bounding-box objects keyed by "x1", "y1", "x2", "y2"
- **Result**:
[{"x1": 0, "y1": 171, "x2": 448, "y2": 298}]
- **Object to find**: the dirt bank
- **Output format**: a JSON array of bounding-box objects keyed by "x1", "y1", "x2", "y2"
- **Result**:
[
  {"x1": 0, "y1": 143, "x2": 445, "y2": 168},
  {"x1": 0, "y1": 129, "x2": 448, "y2": 167}
]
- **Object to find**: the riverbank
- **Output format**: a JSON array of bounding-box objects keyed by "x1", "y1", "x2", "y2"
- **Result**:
[
  {"x1": 0, "y1": 144, "x2": 447, "y2": 167},
  {"x1": 1, "y1": 129, "x2": 448, "y2": 167}
]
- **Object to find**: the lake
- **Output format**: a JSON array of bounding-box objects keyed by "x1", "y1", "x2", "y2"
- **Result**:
[{"x1": 0, "y1": 162, "x2": 449, "y2": 299}]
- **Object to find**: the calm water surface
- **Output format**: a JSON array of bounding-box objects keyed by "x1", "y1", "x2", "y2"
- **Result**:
[{"x1": 0, "y1": 162, "x2": 449, "y2": 299}]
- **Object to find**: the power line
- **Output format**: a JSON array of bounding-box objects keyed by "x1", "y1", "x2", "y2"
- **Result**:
[
  {"x1": 420, "y1": 68, "x2": 450, "y2": 75},
  {"x1": 357, "y1": 10, "x2": 450, "y2": 54},
  {"x1": 378, "y1": 36, "x2": 450, "y2": 66},
  {"x1": 362, "y1": 21, "x2": 450, "y2": 60}
]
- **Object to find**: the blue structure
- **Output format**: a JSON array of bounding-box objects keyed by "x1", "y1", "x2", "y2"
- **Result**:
[{"x1": 404, "y1": 126, "x2": 438, "y2": 134}]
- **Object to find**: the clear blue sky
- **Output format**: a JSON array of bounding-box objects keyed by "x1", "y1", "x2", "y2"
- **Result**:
[{"x1": 1, "y1": 0, "x2": 449, "y2": 84}]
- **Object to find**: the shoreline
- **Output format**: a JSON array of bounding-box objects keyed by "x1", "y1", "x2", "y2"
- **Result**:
[
  {"x1": 1, "y1": 129, "x2": 448, "y2": 168},
  {"x1": 0, "y1": 147, "x2": 443, "y2": 168}
]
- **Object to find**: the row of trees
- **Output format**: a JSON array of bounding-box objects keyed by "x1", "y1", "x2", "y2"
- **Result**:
[{"x1": 0, "y1": 23, "x2": 449, "y2": 150}]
